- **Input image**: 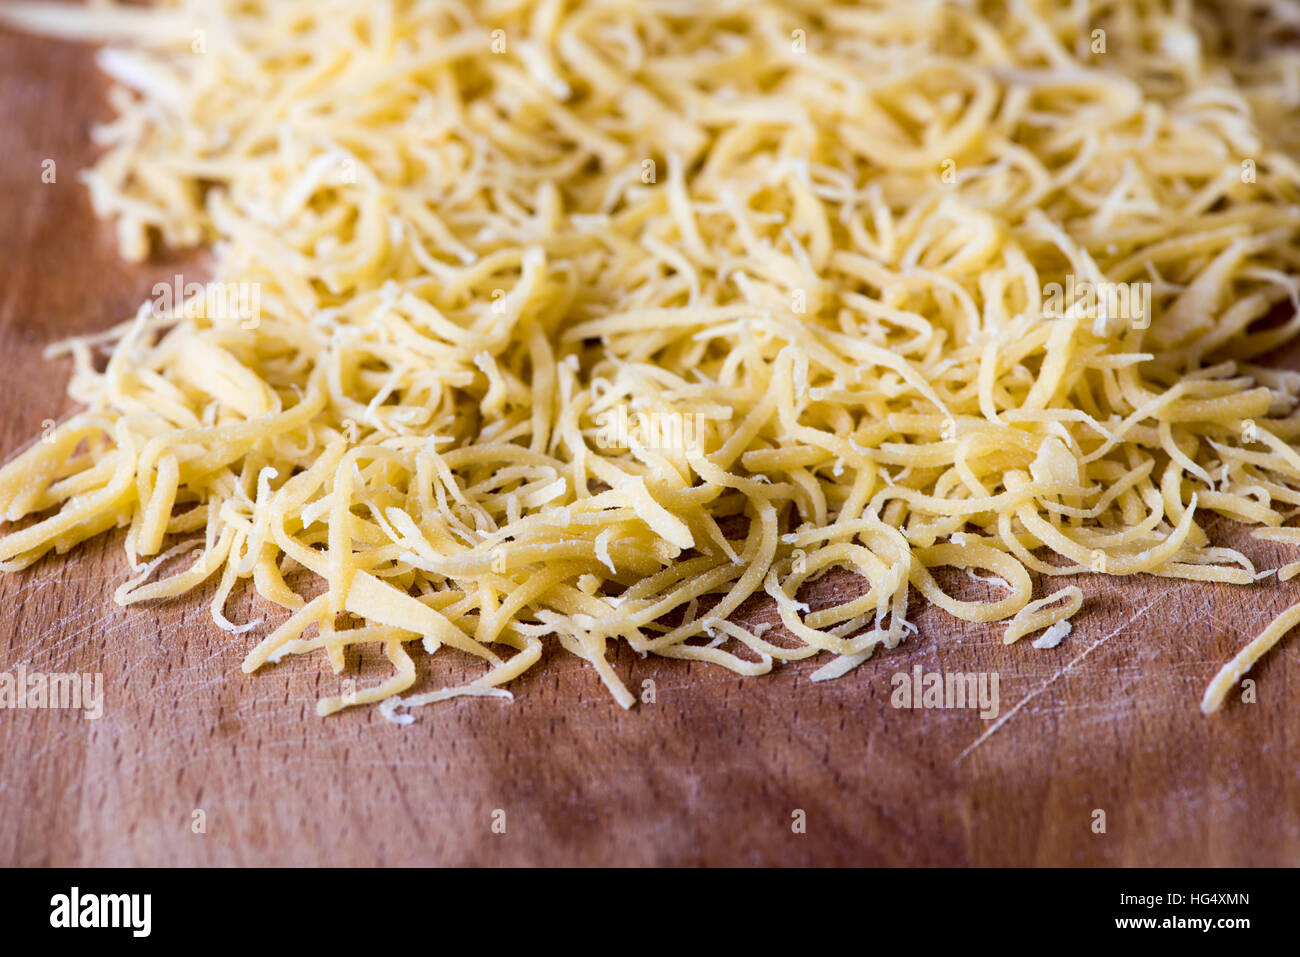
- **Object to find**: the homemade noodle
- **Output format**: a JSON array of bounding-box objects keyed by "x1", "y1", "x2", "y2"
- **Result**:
[{"x1": 2, "y1": 0, "x2": 1300, "y2": 720}]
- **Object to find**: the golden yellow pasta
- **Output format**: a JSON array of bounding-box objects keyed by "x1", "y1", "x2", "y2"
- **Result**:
[{"x1": 2, "y1": 0, "x2": 1300, "y2": 721}]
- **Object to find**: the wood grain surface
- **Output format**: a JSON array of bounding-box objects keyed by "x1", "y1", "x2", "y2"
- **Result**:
[{"x1": 2, "y1": 26, "x2": 1298, "y2": 869}]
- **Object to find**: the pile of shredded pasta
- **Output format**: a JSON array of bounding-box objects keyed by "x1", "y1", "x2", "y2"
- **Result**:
[{"x1": 4, "y1": 0, "x2": 1300, "y2": 721}]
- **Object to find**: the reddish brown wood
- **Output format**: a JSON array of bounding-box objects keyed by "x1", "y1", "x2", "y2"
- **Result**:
[{"x1": 1, "y1": 28, "x2": 1297, "y2": 867}]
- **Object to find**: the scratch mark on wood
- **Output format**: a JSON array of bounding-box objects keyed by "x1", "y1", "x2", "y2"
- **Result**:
[{"x1": 954, "y1": 593, "x2": 1169, "y2": 764}]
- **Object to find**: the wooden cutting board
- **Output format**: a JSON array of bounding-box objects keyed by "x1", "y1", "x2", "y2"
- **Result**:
[{"x1": 2, "y1": 27, "x2": 1297, "y2": 868}]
